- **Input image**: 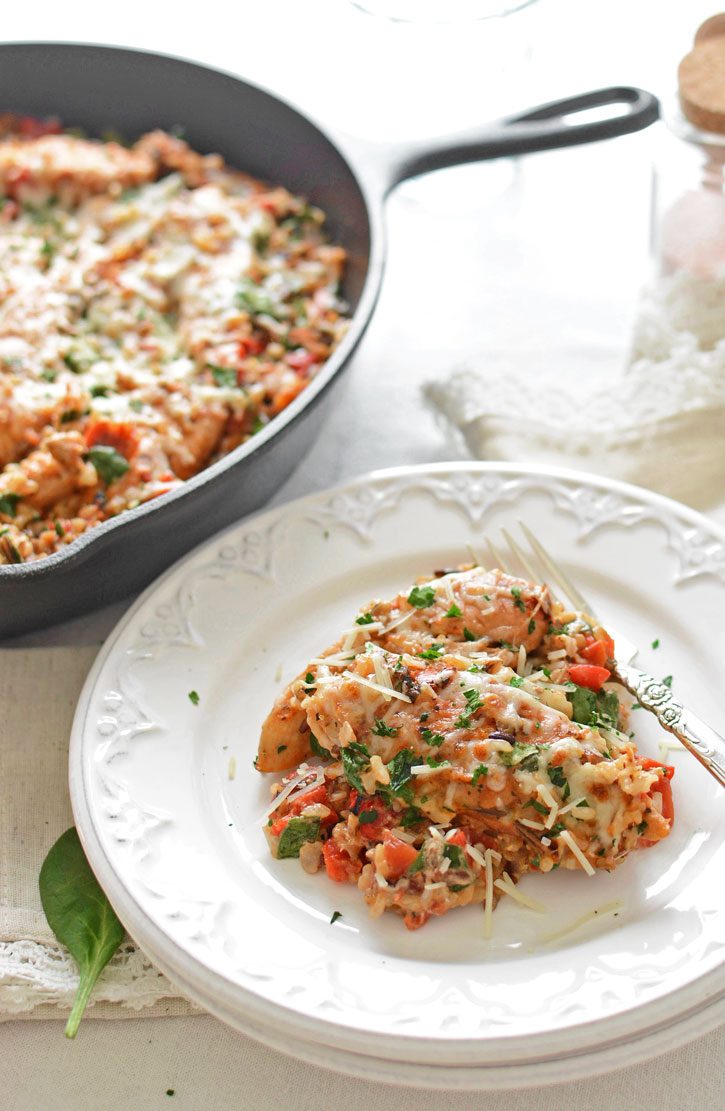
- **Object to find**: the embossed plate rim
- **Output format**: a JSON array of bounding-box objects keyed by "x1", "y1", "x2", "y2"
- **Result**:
[{"x1": 70, "y1": 461, "x2": 725, "y2": 1088}]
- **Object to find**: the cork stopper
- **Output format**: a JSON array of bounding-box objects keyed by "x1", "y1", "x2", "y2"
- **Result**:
[{"x1": 679, "y1": 16, "x2": 725, "y2": 133}]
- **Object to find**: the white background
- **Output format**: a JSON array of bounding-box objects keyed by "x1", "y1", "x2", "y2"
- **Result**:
[{"x1": 3, "y1": 1, "x2": 725, "y2": 1107}]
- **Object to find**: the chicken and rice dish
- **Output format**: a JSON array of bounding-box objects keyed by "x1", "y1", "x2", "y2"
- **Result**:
[
  {"x1": 258, "y1": 565, "x2": 674, "y2": 932},
  {"x1": 0, "y1": 115, "x2": 348, "y2": 564}
]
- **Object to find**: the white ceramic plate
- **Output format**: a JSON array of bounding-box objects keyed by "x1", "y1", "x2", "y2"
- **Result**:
[{"x1": 70, "y1": 463, "x2": 725, "y2": 1089}]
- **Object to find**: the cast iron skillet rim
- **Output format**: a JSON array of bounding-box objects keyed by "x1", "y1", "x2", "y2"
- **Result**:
[{"x1": 0, "y1": 40, "x2": 387, "y2": 581}]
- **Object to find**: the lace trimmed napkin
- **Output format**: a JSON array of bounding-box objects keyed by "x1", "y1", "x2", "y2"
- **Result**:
[
  {"x1": 0, "y1": 646, "x2": 198, "y2": 1021},
  {"x1": 425, "y1": 272, "x2": 725, "y2": 513}
]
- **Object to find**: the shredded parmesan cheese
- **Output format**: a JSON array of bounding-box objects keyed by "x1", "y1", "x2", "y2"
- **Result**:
[
  {"x1": 539, "y1": 900, "x2": 622, "y2": 944},
  {"x1": 411, "y1": 763, "x2": 450, "y2": 776},
  {"x1": 558, "y1": 796, "x2": 588, "y2": 816},
  {"x1": 494, "y1": 875, "x2": 546, "y2": 912},
  {"x1": 483, "y1": 848, "x2": 494, "y2": 939},
  {"x1": 342, "y1": 670, "x2": 411, "y2": 703},
  {"x1": 559, "y1": 829, "x2": 596, "y2": 875},
  {"x1": 264, "y1": 765, "x2": 324, "y2": 818}
]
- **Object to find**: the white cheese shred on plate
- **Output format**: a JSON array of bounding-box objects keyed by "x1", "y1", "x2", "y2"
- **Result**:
[
  {"x1": 539, "y1": 900, "x2": 623, "y2": 945},
  {"x1": 483, "y1": 848, "x2": 494, "y2": 940},
  {"x1": 493, "y1": 874, "x2": 547, "y2": 913}
]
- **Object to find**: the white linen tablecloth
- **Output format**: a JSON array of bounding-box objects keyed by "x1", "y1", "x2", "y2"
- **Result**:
[{"x1": 3, "y1": 1, "x2": 725, "y2": 1107}]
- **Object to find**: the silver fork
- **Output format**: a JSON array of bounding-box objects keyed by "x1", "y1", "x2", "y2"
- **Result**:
[{"x1": 487, "y1": 521, "x2": 725, "y2": 791}]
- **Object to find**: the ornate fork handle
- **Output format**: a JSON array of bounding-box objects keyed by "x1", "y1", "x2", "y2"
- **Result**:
[{"x1": 614, "y1": 660, "x2": 725, "y2": 789}]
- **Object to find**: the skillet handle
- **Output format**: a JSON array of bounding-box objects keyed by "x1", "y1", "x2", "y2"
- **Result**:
[{"x1": 380, "y1": 86, "x2": 659, "y2": 193}]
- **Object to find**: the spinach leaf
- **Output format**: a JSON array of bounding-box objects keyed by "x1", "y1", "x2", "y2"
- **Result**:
[
  {"x1": 87, "y1": 445, "x2": 130, "y2": 485},
  {"x1": 340, "y1": 740, "x2": 371, "y2": 793},
  {"x1": 207, "y1": 363, "x2": 238, "y2": 388},
  {"x1": 309, "y1": 732, "x2": 329, "y2": 759},
  {"x1": 277, "y1": 816, "x2": 321, "y2": 859},
  {"x1": 0, "y1": 492, "x2": 20, "y2": 518},
  {"x1": 38, "y1": 827, "x2": 125, "y2": 1039},
  {"x1": 499, "y1": 741, "x2": 540, "y2": 772},
  {"x1": 568, "y1": 685, "x2": 619, "y2": 730},
  {"x1": 385, "y1": 748, "x2": 417, "y2": 796}
]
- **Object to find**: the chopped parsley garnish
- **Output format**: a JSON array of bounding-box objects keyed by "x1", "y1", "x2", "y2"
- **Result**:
[
  {"x1": 371, "y1": 718, "x2": 398, "y2": 737},
  {"x1": 547, "y1": 765, "x2": 567, "y2": 790},
  {"x1": 651, "y1": 638, "x2": 660, "y2": 650},
  {"x1": 509, "y1": 675, "x2": 524, "y2": 688},
  {"x1": 330, "y1": 910, "x2": 343, "y2": 924},
  {"x1": 547, "y1": 822, "x2": 566, "y2": 838},
  {"x1": 528, "y1": 617, "x2": 536, "y2": 634},
  {"x1": 87, "y1": 445, "x2": 130, "y2": 484},
  {"x1": 524, "y1": 799, "x2": 548, "y2": 816},
  {"x1": 89, "y1": 384, "x2": 110, "y2": 398},
  {"x1": 421, "y1": 729, "x2": 445, "y2": 747},
  {"x1": 662, "y1": 675, "x2": 673, "y2": 688},
  {"x1": 531, "y1": 855, "x2": 540, "y2": 868},
  {"x1": 355, "y1": 612, "x2": 374, "y2": 625},
  {"x1": 276, "y1": 744, "x2": 287, "y2": 754},
  {"x1": 188, "y1": 690, "x2": 200, "y2": 705},
  {"x1": 236, "y1": 279, "x2": 281, "y2": 319},
  {"x1": 358, "y1": 809, "x2": 379, "y2": 825},
  {"x1": 425, "y1": 756, "x2": 451, "y2": 769},
  {"x1": 499, "y1": 640, "x2": 515, "y2": 652},
  {"x1": 0, "y1": 493, "x2": 20, "y2": 518},
  {"x1": 398, "y1": 806, "x2": 423, "y2": 828},
  {"x1": 463, "y1": 688, "x2": 482, "y2": 711},
  {"x1": 471, "y1": 764, "x2": 488, "y2": 786},
  {"x1": 636, "y1": 820, "x2": 648, "y2": 835},
  {"x1": 54, "y1": 520, "x2": 64, "y2": 537},
  {"x1": 309, "y1": 733, "x2": 328, "y2": 759},
  {"x1": 444, "y1": 603, "x2": 462, "y2": 618},
  {"x1": 62, "y1": 350, "x2": 85, "y2": 373},
  {"x1": 60, "y1": 408, "x2": 85, "y2": 424},
  {"x1": 208, "y1": 363, "x2": 238, "y2": 388},
  {"x1": 454, "y1": 688, "x2": 482, "y2": 729},
  {"x1": 417, "y1": 643, "x2": 444, "y2": 660},
  {"x1": 511, "y1": 586, "x2": 526, "y2": 612},
  {"x1": 277, "y1": 816, "x2": 321, "y2": 859},
  {"x1": 407, "y1": 584, "x2": 436, "y2": 609},
  {"x1": 541, "y1": 666, "x2": 551, "y2": 678},
  {"x1": 463, "y1": 627, "x2": 476, "y2": 642},
  {"x1": 304, "y1": 671, "x2": 315, "y2": 687}
]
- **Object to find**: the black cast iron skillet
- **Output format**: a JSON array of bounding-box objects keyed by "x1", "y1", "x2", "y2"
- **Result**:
[{"x1": 0, "y1": 43, "x2": 659, "y2": 637}]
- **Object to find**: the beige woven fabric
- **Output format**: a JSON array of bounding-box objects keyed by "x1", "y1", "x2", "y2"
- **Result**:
[{"x1": 0, "y1": 646, "x2": 198, "y2": 1020}]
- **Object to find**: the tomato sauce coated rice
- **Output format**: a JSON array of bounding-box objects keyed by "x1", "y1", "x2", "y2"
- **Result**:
[
  {"x1": 0, "y1": 116, "x2": 349, "y2": 563},
  {"x1": 258, "y1": 565, "x2": 674, "y2": 931}
]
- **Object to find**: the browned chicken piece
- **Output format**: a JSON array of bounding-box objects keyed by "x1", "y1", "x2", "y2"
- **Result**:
[
  {"x1": 161, "y1": 401, "x2": 229, "y2": 480},
  {"x1": 257, "y1": 568, "x2": 552, "y2": 772},
  {"x1": 0, "y1": 431, "x2": 95, "y2": 515},
  {"x1": 0, "y1": 379, "x2": 58, "y2": 466},
  {"x1": 0, "y1": 134, "x2": 158, "y2": 203},
  {"x1": 134, "y1": 130, "x2": 225, "y2": 188}
]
